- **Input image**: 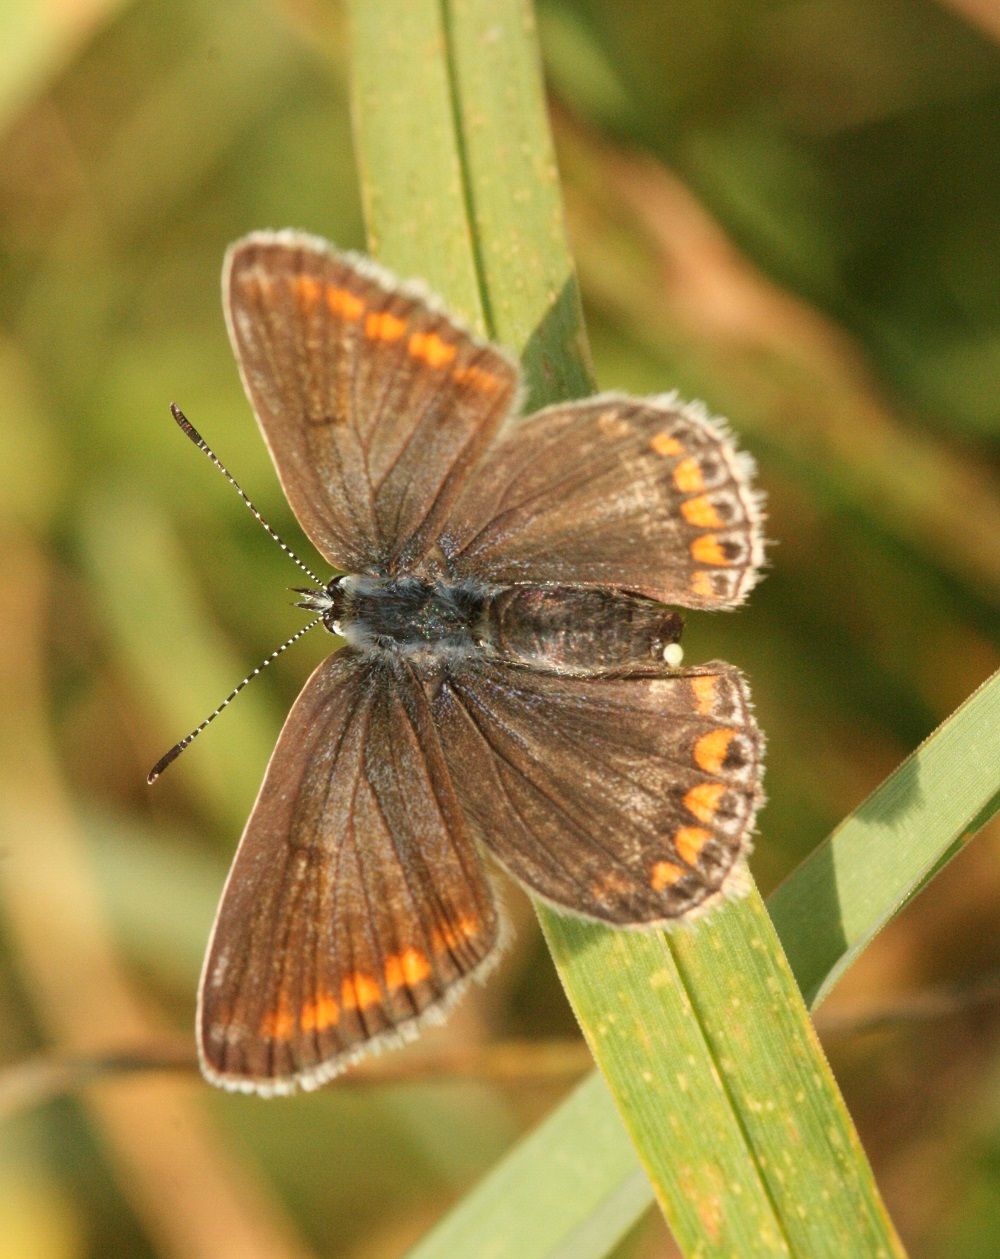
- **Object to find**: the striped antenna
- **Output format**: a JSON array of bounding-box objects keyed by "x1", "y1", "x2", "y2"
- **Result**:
[
  {"x1": 147, "y1": 618, "x2": 322, "y2": 784},
  {"x1": 170, "y1": 403, "x2": 323, "y2": 586}
]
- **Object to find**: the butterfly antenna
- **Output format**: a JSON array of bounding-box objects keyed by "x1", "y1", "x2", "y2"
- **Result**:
[
  {"x1": 170, "y1": 403, "x2": 324, "y2": 586},
  {"x1": 147, "y1": 617, "x2": 322, "y2": 784}
]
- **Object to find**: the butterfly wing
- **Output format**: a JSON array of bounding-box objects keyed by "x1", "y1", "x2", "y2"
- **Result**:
[
  {"x1": 440, "y1": 393, "x2": 764, "y2": 609},
  {"x1": 198, "y1": 651, "x2": 499, "y2": 1095},
  {"x1": 429, "y1": 660, "x2": 763, "y2": 924},
  {"x1": 224, "y1": 231, "x2": 520, "y2": 573}
]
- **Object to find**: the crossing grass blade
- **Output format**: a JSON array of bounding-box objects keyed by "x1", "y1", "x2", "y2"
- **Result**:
[
  {"x1": 347, "y1": 1, "x2": 920, "y2": 1255},
  {"x1": 769, "y1": 668, "x2": 1000, "y2": 1008}
]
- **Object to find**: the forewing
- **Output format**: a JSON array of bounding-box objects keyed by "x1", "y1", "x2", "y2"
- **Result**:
[
  {"x1": 199, "y1": 652, "x2": 499, "y2": 1095},
  {"x1": 441, "y1": 393, "x2": 764, "y2": 609},
  {"x1": 224, "y1": 231, "x2": 520, "y2": 572},
  {"x1": 430, "y1": 661, "x2": 763, "y2": 924}
]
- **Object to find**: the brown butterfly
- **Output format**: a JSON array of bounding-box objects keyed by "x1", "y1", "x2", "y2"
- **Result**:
[{"x1": 191, "y1": 230, "x2": 765, "y2": 1095}]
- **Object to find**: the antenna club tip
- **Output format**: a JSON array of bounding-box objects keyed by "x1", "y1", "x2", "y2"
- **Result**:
[
  {"x1": 170, "y1": 403, "x2": 204, "y2": 445},
  {"x1": 147, "y1": 742, "x2": 184, "y2": 784}
]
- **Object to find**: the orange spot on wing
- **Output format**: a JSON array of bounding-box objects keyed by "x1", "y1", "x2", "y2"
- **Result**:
[
  {"x1": 691, "y1": 534, "x2": 731, "y2": 566},
  {"x1": 259, "y1": 996, "x2": 296, "y2": 1040},
  {"x1": 341, "y1": 973, "x2": 382, "y2": 1010},
  {"x1": 365, "y1": 310, "x2": 406, "y2": 341},
  {"x1": 650, "y1": 431, "x2": 684, "y2": 457},
  {"x1": 409, "y1": 331, "x2": 457, "y2": 367},
  {"x1": 240, "y1": 273, "x2": 275, "y2": 300},
  {"x1": 694, "y1": 728, "x2": 739, "y2": 775},
  {"x1": 690, "y1": 571, "x2": 717, "y2": 598},
  {"x1": 673, "y1": 457, "x2": 705, "y2": 493},
  {"x1": 384, "y1": 948, "x2": 432, "y2": 990},
  {"x1": 691, "y1": 675, "x2": 720, "y2": 715},
  {"x1": 674, "y1": 826, "x2": 712, "y2": 866},
  {"x1": 684, "y1": 781, "x2": 727, "y2": 824},
  {"x1": 590, "y1": 871, "x2": 630, "y2": 901},
  {"x1": 300, "y1": 991, "x2": 340, "y2": 1032},
  {"x1": 651, "y1": 860, "x2": 684, "y2": 890},
  {"x1": 326, "y1": 285, "x2": 365, "y2": 320},
  {"x1": 453, "y1": 363, "x2": 500, "y2": 392},
  {"x1": 291, "y1": 274, "x2": 322, "y2": 310},
  {"x1": 682, "y1": 495, "x2": 724, "y2": 528},
  {"x1": 431, "y1": 915, "x2": 482, "y2": 954}
]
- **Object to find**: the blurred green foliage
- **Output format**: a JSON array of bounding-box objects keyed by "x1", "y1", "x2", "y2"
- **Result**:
[{"x1": 0, "y1": 1, "x2": 997, "y2": 1257}]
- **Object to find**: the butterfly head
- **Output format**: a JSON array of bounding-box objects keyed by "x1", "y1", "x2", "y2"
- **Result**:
[{"x1": 293, "y1": 578, "x2": 347, "y2": 635}]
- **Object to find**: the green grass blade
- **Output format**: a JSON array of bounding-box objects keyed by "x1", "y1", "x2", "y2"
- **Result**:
[
  {"x1": 437, "y1": 1, "x2": 593, "y2": 410},
  {"x1": 350, "y1": 2, "x2": 485, "y2": 325},
  {"x1": 536, "y1": 888, "x2": 903, "y2": 1256},
  {"x1": 348, "y1": 1, "x2": 907, "y2": 1255},
  {"x1": 769, "y1": 666, "x2": 1000, "y2": 1006}
]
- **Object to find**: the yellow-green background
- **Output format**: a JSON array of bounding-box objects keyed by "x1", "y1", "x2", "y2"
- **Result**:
[{"x1": 1, "y1": 1, "x2": 998, "y2": 1256}]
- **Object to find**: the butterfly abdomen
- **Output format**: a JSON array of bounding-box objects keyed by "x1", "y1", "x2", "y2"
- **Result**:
[{"x1": 483, "y1": 586, "x2": 684, "y2": 674}]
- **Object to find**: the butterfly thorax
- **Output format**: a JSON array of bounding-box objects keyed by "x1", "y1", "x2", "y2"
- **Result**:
[
  {"x1": 307, "y1": 575, "x2": 484, "y2": 660},
  {"x1": 303, "y1": 575, "x2": 684, "y2": 674}
]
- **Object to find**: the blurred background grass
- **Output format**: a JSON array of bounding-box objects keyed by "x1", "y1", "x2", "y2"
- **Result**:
[{"x1": 0, "y1": 1, "x2": 998, "y2": 1256}]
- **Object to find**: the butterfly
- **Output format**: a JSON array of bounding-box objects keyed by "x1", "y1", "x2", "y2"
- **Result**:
[{"x1": 194, "y1": 230, "x2": 765, "y2": 1095}]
